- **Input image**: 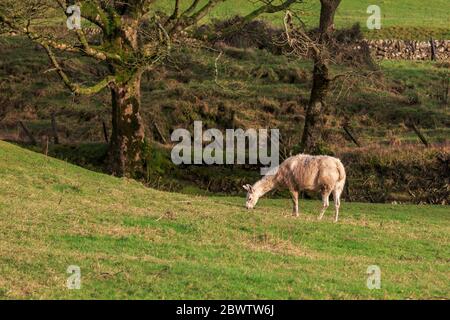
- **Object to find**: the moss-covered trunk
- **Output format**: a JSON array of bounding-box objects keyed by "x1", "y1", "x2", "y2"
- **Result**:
[{"x1": 108, "y1": 74, "x2": 145, "y2": 177}]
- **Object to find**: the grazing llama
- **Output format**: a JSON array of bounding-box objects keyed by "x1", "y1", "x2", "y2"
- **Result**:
[{"x1": 243, "y1": 154, "x2": 346, "y2": 222}]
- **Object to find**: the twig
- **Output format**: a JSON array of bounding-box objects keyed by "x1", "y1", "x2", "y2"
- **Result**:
[{"x1": 214, "y1": 50, "x2": 224, "y2": 88}]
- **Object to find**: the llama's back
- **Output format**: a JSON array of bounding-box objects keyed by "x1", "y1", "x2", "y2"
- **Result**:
[{"x1": 278, "y1": 154, "x2": 346, "y2": 192}]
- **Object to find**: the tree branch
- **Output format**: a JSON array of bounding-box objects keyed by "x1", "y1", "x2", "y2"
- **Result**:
[
  {"x1": 283, "y1": 10, "x2": 321, "y2": 58},
  {"x1": 189, "y1": 0, "x2": 225, "y2": 23},
  {"x1": 0, "y1": 13, "x2": 78, "y2": 52},
  {"x1": 80, "y1": 0, "x2": 110, "y2": 31},
  {"x1": 181, "y1": 0, "x2": 201, "y2": 17},
  {"x1": 212, "y1": 0, "x2": 300, "y2": 40},
  {"x1": 168, "y1": 0, "x2": 225, "y2": 33},
  {"x1": 240, "y1": 0, "x2": 299, "y2": 25},
  {"x1": 54, "y1": 0, "x2": 110, "y2": 30},
  {"x1": 41, "y1": 42, "x2": 115, "y2": 95},
  {"x1": 54, "y1": 0, "x2": 122, "y2": 62},
  {"x1": 169, "y1": 0, "x2": 181, "y2": 21}
]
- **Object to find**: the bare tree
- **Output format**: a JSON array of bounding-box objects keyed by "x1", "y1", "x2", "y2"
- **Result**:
[
  {"x1": 284, "y1": 0, "x2": 342, "y2": 153},
  {"x1": 0, "y1": 0, "x2": 298, "y2": 177}
]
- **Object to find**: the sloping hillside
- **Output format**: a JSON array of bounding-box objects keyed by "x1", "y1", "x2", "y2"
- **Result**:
[
  {"x1": 1, "y1": 37, "x2": 449, "y2": 146},
  {"x1": 0, "y1": 141, "x2": 448, "y2": 299}
]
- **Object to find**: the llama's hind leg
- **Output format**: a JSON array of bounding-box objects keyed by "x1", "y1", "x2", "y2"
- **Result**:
[
  {"x1": 332, "y1": 188, "x2": 341, "y2": 223},
  {"x1": 318, "y1": 189, "x2": 331, "y2": 220},
  {"x1": 290, "y1": 190, "x2": 299, "y2": 217}
]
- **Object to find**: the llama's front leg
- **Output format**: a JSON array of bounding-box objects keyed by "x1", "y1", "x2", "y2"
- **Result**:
[
  {"x1": 290, "y1": 190, "x2": 299, "y2": 217},
  {"x1": 318, "y1": 191, "x2": 330, "y2": 220}
]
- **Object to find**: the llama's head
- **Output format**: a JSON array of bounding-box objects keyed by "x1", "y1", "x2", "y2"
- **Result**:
[{"x1": 243, "y1": 184, "x2": 259, "y2": 209}]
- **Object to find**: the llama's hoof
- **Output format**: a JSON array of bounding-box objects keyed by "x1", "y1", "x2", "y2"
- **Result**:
[
  {"x1": 333, "y1": 219, "x2": 339, "y2": 223},
  {"x1": 293, "y1": 213, "x2": 299, "y2": 218}
]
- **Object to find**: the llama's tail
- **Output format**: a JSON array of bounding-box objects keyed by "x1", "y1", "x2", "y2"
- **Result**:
[{"x1": 335, "y1": 159, "x2": 346, "y2": 190}]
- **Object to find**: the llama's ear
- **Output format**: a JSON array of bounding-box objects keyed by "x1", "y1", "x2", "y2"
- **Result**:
[{"x1": 243, "y1": 184, "x2": 251, "y2": 192}]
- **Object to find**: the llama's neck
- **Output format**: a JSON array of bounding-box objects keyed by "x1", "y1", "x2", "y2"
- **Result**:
[{"x1": 253, "y1": 173, "x2": 278, "y2": 198}]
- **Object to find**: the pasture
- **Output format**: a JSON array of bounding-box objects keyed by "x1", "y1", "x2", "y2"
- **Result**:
[
  {"x1": 0, "y1": 0, "x2": 448, "y2": 301},
  {"x1": 156, "y1": 0, "x2": 450, "y2": 39},
  {"x1": 42, "y1": 0, "x2": 450, "y2": 38},
  {"x1": 0, "y1": 141, "x2": 448, "y2": 299}
]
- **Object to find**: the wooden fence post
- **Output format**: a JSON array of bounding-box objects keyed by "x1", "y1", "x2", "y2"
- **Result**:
[
  {"x1": 42, "y1": 135, "x2": 49, "y2": 156},
  {"x1": 430, "y1": 38, "x2": 437, "y2": 61},
  {"x1": 343, "y1": 125, "x2": 361, "y2": 147},
  {"x1": 407, "y1": 121, "x2": 429, "y2": 147},
  {"x1": 51, "y1": 113, "x2": 59, "y2": 144}
]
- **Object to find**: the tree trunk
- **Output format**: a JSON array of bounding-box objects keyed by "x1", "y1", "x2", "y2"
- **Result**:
[
  {"x1": 318, "y1": 0, "x2": 340, "y2": 35},
  {"x1": 300, "y1": 0, "x2": 341, "y2": 153},
  {"x1": 108, "y1": 74, "x2": 146, "y2": 177},
  {"x1": 300, "y1": 60, "x2": 331, "y2": 152}
]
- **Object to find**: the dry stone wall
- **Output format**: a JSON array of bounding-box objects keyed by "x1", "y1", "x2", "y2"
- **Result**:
[{"x1": 365, "y1": 39, "x2": 450, "y2": 61}]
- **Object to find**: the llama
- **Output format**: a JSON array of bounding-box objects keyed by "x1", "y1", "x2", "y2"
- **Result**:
[{"x1": 243, "y1": 154, "x2": 346, "y2": 222}]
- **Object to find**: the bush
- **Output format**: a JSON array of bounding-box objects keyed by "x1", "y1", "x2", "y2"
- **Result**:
[
  {"x1": 195, "y1": 16, "x2": 284, "y2": 54},
  {"x1": 338, "y1": 145, "x2": 449, "y2": 204}
]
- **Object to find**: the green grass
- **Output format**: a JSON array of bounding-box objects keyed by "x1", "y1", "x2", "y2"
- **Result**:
[
  {"x1": 0, "y1": 140, "x2": 448, "y2": 299},
  {"x1": 153, "y1": 0, "x2": 450, "y2": 39},
  {"x1": 29, "y1": 0, "x2": 450, "y2": 39}
]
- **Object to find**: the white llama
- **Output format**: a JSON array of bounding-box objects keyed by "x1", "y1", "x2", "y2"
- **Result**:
[{"x1": 243, "y1": 154, "x2": 346, "y2": 222}]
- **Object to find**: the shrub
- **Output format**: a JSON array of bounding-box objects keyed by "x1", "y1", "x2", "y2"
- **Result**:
[{"x1": 337, "y1": 145, "x2": 449, "y2": 204}]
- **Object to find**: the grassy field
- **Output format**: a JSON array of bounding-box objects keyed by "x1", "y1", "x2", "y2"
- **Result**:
[
  {"x1": 0, "y1": 141, "x2": 448, "y2": 299},
  {"x1": 155, "y1": 0, "x2": 450, "y2": 39},
  {"x1": 35, "y1": 0, "x2": 450, "y2": 39}
]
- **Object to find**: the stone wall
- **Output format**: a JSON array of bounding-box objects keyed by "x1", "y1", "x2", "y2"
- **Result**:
[{"x1": 365, "y1": 39, "x2": 450, "y2": 61}]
